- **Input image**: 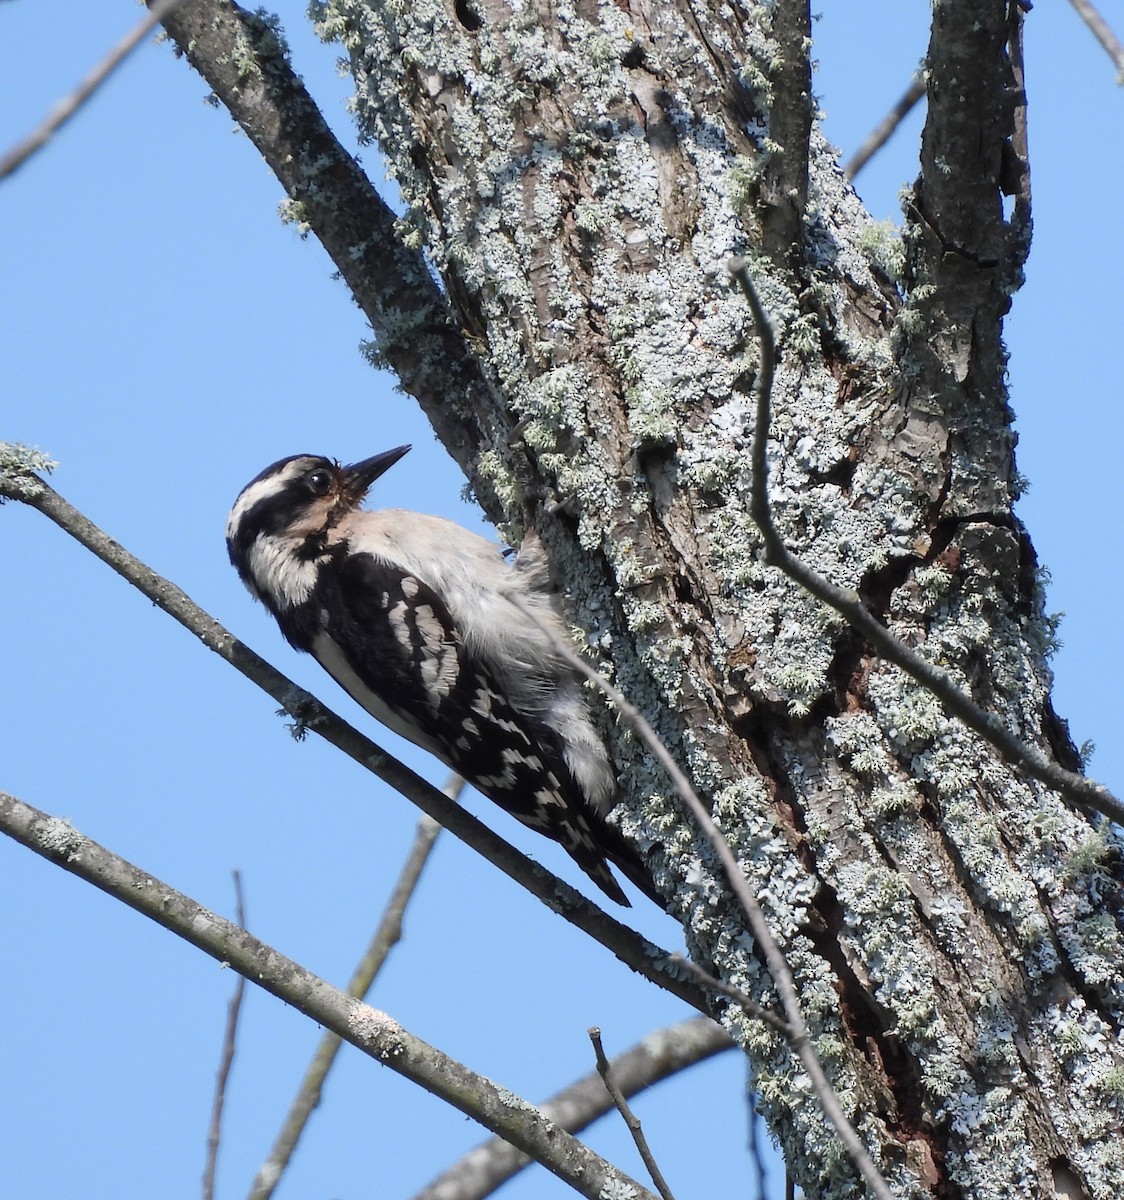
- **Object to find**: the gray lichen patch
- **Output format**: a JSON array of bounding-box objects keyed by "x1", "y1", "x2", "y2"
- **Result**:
[
  {"x1": 0, "y1": 441, "x2": 57, "y2": 489},
  {"x1": 311, "y1": 4, "x2": 1118, "y2": 1196}
]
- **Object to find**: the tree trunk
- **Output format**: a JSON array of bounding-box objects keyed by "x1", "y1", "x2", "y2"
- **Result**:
[{"x1": 167, "y1": 1, "x2": 1124, "y2": 1195}]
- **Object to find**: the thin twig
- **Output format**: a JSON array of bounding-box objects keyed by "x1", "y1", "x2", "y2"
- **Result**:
[
  {"x1": 0, "y1": 0, "x2": 194, "y2": 182},
  {"x1": 589, "y1": 1028, "x2": 677, "y2": 1200},
  {"x1": 248, "y1": 800, "x2": 448, "y2": 1200},
  {"x1": 412, "y1": 1018, "x2": 732, "y2": 1200},
  {"x1": 747, "y1": 1087, "x2": 768, "y2": 1200},
  {"x1": 727, "y1": 258, "x2": 1124, "y2": 827},
  {"x1": 0, "y1": 789, "x2": 657, "y2": 1200},
  {"x1": 666, "y1": 955, "x2": 791, "y2": 1039},
  {"x1": 1068, "y1": 0, "x2": 1124, "y2": 78},
  {"x1": 504, "y1": 598, "x2": 894, "y2": 1200},
  {"x1": 0, "y1": 459, "x2": 705, "y2": 1015},
  {"x1": 204, "y1": 871, "x2": 247, "y2": 1200},
  {"x1": 844, "y1": 72, "x2": 926, "y2": 179}
]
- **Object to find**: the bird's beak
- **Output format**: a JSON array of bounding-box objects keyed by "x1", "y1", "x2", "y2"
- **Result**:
[{"x1": 341, "y1": 445, "x2": 411, "y2": 502}]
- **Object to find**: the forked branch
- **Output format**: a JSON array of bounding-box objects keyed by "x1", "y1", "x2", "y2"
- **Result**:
[
  {"x1": 0, "y1": 789, "x2": 656, "y2": 1200},
  {"x1": 729, "y1": 259, "x2": 1124, "y2": 826}
]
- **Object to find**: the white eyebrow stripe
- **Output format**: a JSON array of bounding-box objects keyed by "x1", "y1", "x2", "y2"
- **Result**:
[{"x1": 225, "y1": 459, "x2": 317, "y2": 540}]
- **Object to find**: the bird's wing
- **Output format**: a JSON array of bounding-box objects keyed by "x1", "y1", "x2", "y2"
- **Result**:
[{"x1": 305, "y1": 549, "x2": 631, "y2": 902}]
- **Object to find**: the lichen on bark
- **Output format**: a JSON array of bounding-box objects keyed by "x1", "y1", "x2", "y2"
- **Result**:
[{"x1": 295, "y1": 1, "x2": 1124, "y2": 1195}]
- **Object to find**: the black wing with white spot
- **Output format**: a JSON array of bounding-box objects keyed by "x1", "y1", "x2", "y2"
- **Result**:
[{"x1": 284, "y1": 548, "x2": 635, "y2": 905}]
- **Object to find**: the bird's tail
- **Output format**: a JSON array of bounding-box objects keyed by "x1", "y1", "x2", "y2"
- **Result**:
[{"x1": 591, "y1": 816, "x2": 664, "y2": 909}]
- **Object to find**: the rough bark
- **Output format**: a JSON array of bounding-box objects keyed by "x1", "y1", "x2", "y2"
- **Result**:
[{"x1": 164, "y1": 1, "x2": 1124, "y2": 1196}]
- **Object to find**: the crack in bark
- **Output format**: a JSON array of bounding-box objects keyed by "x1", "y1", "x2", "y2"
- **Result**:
[{"x1": 731, "y1": 716, "x2": 959, "y2": 1190}]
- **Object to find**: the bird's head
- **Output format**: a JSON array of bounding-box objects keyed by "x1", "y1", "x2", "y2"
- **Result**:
[{"x1": 226, "y1": 445, "x2": 411, "y2": 604}]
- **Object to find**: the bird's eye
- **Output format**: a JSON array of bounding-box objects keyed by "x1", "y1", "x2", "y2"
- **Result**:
[{"x1": 307, "y1": 469, "x2": 332, "y2": 495}]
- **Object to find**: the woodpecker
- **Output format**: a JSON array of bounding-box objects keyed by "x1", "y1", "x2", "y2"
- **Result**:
[{"x1": 226, "y1": 446, "x2": 656, "y2": 906}]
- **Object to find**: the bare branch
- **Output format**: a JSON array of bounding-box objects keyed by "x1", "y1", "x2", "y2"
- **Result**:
[
  {"x1": 0, "y1": 456, "x2": 705, "y2": 1014},
  {"x1": 504, "y1": 597, "x2": 895, "y2": 1200},
  {"x1": 0, "y1": 789, "x2": 657, "y2": 1200},
  {"x1": 248, "y1": 804, "x2": 447, "y2": 1200},
  {"x1": 589, "y1": 1027, "x2": 677, "y2": 1200},
  {"x1": 151, "y1": 0, "x2": 507, "y2": 516},
  {"x1": 0, "y1": 0, "x2": 195, "y2": 182},
  {"x1": 1069, "y1": 0, "x2": 1124, "y2": 78},
  {"x1": 204, "y1": 871, "x2": 247, "y2": 1200},
  {"x1": 747, "y1": 1093, "x2": 769, "y2": 1200},
  {"x1": 728, "y1": 259, "x2": 1124, "y2": 827},
  {"x1": 899, "y1": 0, "x2": 1030, "y2": 519},
  {"x1": 413, "y1": 1019, "x2": 731, "y2": 1200},
  {"x1": 666, "y1": 955, "x2": 791, "y2": 1039},
  {"x1": 844, "y1": 72, "x2": 926, "y2": 180}
]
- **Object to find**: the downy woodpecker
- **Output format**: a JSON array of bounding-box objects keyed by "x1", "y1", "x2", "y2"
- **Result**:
[{"x1": 226, "y1": 446, "x2": 656, "y2": 906}]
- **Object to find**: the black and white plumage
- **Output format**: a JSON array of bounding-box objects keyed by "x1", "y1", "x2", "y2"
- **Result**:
[{"x1": 226, "y1": 446, "x2": 655, "y2": 906}]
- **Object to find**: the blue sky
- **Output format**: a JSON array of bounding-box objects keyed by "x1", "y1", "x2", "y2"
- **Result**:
[{"x1": 2, "y1": 3, "x2": 1121, "y2": 1198}]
